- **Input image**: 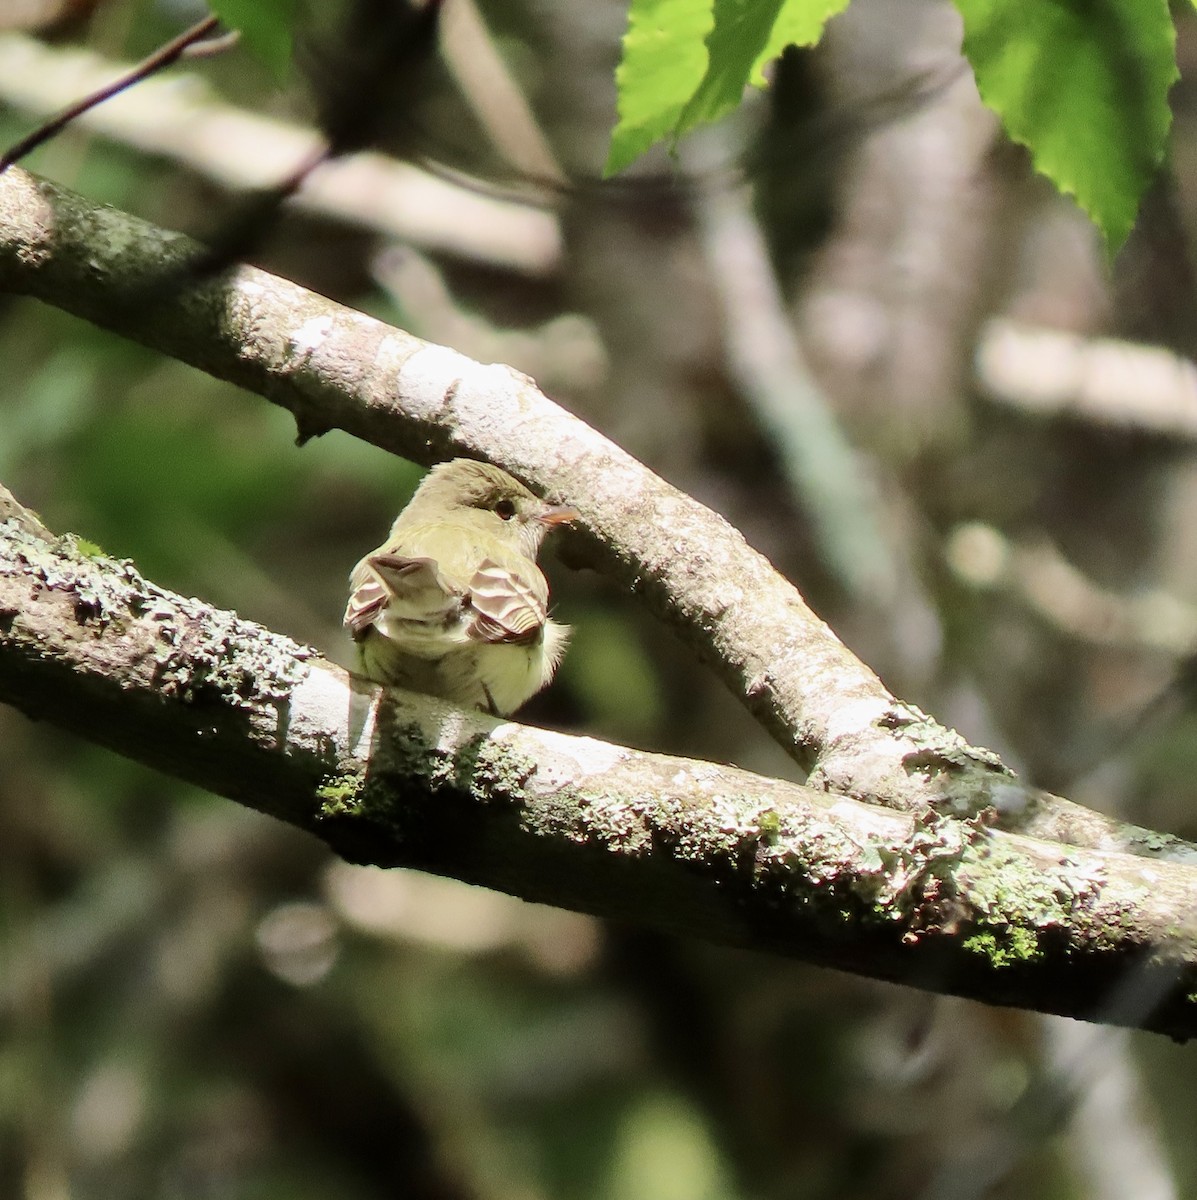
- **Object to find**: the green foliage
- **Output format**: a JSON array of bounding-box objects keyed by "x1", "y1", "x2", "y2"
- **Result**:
[
  {"x1": 605, "y1": 0, "x2": 716, "y2": 176},
  {"x1": 608, "y1": 0, "x2": 1180, "y2": 253},
  {"x1": 607, "y1": 0, "x2": 848, "y2": 176},
  {"x1": 674, "y1": 0, "x2": 789, "y2": 139},
  {"x1": 954, "y1": 0, "x2": 1177, "y2": 255},
  {"x1": 677, "y1": 0, "x2": 852, "y2": 137},
  {"x1": 747, "y1": 0, "x2": 852, "y2": 86},
  {"x1": 209, "y1": 0, "x2": 298, "y2": 82}
]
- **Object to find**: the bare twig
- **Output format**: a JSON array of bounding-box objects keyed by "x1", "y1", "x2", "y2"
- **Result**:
[
  {"x1": 438, "y1": 0, "x2": 565, "y2": 187},
  {"x1": 946, "y1": 523, "x2": 1197, "y2": 655},
  {"x1": 0, "y1": 15, "x2": 222, "y2": 172},
  {"x1": 978, "y1": 318, "x2": 1197, "y2": 442}
]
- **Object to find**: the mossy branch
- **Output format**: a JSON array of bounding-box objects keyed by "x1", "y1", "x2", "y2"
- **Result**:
[{"x1": 4, "y1": 501, "x2": 1197, "y2": 1038}]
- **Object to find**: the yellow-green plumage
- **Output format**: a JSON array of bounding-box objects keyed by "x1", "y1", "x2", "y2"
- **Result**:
[{"x1": 344, "y1": 460, "x2": 574, "y2": 715}]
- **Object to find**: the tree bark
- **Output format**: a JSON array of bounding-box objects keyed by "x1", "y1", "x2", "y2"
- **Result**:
[{"x1": 4, "y1": 496, "x2": 1197, "y2": 1038}]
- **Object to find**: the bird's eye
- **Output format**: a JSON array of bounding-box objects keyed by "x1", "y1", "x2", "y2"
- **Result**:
[{"x1": 495, "y1": 499, "x2": 516, "y2": 520}]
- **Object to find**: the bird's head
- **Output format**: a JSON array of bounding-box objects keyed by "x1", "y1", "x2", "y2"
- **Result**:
[{"x1": 405, "y1": 459, "x2": 577, "y2": 555}]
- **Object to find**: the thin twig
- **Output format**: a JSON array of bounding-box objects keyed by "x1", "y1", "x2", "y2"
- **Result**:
[
  {"x1": 0, "y1": 15, "x2": 223, "y2": 172},
  {"x1": 0, "y1": 33, "x2": 559, "y2": 271}
]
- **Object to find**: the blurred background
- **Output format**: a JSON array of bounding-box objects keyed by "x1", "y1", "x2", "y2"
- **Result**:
[{"x1": 4, "y1": 0, "x2": 1197, "y2": 1196}]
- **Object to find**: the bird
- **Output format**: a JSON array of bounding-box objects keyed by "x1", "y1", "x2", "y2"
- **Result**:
[{"x1": 344, "y1": 459, "x2": 576, "y2": 715}]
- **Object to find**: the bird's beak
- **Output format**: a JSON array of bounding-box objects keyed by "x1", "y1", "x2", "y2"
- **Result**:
[{"x1": 537, "y1": 503, "x2": 579, "y2": 527}]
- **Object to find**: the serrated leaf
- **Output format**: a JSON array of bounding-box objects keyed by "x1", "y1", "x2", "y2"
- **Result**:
[
  {"x1": 605, "y1": 0, "x2": 716, "y2": 177},
  {"x1": 675, "y1": 0, "x2": 786, "y2": 138},
  {"x1": 954, "y1": 0, "x2": 1176, "y2": 255},
  {"x1": 748, "y1": 0, "x2": 854, "y2": 87},
  {"x1": 209, "y1": 0, "x2": 298, "y2": 83}
]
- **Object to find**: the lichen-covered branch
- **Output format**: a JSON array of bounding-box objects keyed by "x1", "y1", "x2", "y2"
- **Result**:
[
  {"x1": 0, "y1": 167, "x2": 1183, "y2": 860},
  {"x1": 4, "y1": 502, "x2": 1197, "y2": 1038}
]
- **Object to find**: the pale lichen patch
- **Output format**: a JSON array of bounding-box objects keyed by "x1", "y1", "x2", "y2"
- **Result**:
[
  {"x1": 289, "y1": 315, "x2": 334, "y2": 357},
  {"x1": 821, "y1": 695, "x2": 894, "y2": 743},
  {"x1": 149, "y1": 598, "x2": 309, "y2": 706},
  {"x1": 292, "y1": 666, "x2": 378, "y2": 760},
  {"x1": 1, "y1": 517, "x2": 312, "y2": 709}
]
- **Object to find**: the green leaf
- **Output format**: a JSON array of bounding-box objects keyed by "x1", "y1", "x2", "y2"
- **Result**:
[
  {"x1": 748, "y1": 0, "x2": 854, "y2": 87},
  {"x1": 606, "y1": 0, "x2": 851, "y2": 176},
  {"x1": 606, "y1": 0, "x2": 716, "y2": 177},
  {"x1": 954, "y1": 0, "x2": 1177, "y2": 256},
  {"x1": 209, "y1": 0, "x2": 298, "y2": 83},
  {"x1": 675, "y1": 0, "x2": 786, "y2": 138}
]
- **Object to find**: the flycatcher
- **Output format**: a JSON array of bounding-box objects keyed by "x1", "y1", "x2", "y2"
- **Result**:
[{"x1": 344, "y1": 459, "x2": 576, "y2": 715}]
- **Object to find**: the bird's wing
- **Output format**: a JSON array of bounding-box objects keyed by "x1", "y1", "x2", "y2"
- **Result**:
[
  {"x1": 465, "y1": 558, "x2": 548, "y2": 646},
  {"x1": 343, "y1": 553, "x2": 460, "y2": 640}
]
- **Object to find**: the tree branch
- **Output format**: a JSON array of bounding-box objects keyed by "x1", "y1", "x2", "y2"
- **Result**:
[
  {"x1": 978, "y1": 318, "x2": 1197, "y2": 441},
  {"x1": 0, "y1": 166, "x2": 1178, "y2": 861},
  {"x1": 0, "y1": 17, "x2": 223, "y2": 172},
  {"x1": 4, "y1": 504, "x2": 1197, "y2": 1038}
]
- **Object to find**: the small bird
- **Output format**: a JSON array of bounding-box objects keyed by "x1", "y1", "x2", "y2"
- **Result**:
[{"x1": 344, "y1": 459, "x2": 576, "y2": 715}]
